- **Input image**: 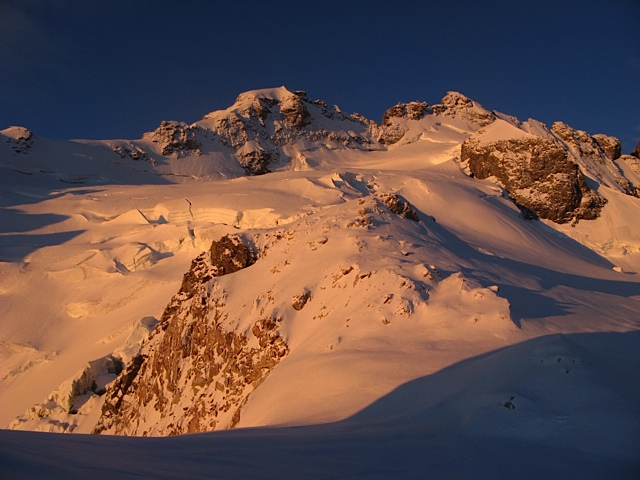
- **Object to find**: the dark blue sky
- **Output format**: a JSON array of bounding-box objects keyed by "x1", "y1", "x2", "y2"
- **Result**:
[{"x1": 1, "y1": 0, "x2": 639, "y2": 151}]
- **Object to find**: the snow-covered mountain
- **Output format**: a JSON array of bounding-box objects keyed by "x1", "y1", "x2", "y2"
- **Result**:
[{"x1": 1, "y1": 87, "x2": 639, "y2": 478}]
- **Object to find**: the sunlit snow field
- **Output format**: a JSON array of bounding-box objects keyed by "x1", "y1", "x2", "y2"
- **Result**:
[{"x1": 1, "y1": 94, "x2": 639, "y2": 478}]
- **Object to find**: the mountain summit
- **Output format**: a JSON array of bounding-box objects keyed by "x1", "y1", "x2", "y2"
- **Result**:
[
  {"x1": 2, "y1": 88, "x2": 639, "y2": 476},
  {"x1": 2, "y1": 86, "x2": 637, "y2": 224}
]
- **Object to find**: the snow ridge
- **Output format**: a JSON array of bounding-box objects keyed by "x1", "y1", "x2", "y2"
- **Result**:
[{"x1": 87, "y1": 189, "x2": 521, "y2": 435}]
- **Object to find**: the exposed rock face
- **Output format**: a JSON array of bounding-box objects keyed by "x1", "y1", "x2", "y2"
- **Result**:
[
  {"x1": 209, "y1": 235, "x2": 256, "y2": 275},
  {"x1": 551, "y1": 122, "x2": 610, "y2": 163},
  {"x1": 632, "y1": 141, "x2": 640, "y2": 159},
  {"x1": 292, "y1": 290, "x2": 312, "y2": 310},
  {"x1": 3, "y1": 126, "x2": 33, "y2": 154},
  {"x1": 143, "y1": 121, "x2": 202, "y2": 157},
  {"x1": 377, "y1": 193, "x2": 420, "y2": 221},
  {"x1": 383, "y1": 102, "x2": 431, "y2": 122},
  {"x1": 620, "y1": 154, "x2": 640, "y2": 176},
  {"x1": 111, "y1": 142, "x2": 155, "y2": 165},
  {"x1": 617, "y1": 155, "x2": 640, "y2": 196},
  {"x1": 198, "y1": 87, "x2": 380, "y2": 175},
  {"x1": 551, "y1": 122, "x2": 635, "y2": 196},
  {"x1": 377, "y1": 123, "x2": 405, "y2": 146},
  {"x1": 93, "y1": 235, "x2": 288, "y2": 436},
  {"x1": 432, "y1": 91, "x2": 496, "y2": 127},
  {"x1": 6, "y1": 87, "x2": 634, "y2": 202},
  {"x1": 376, "y1": 92, "x2": 496, "y2": 147},
  {"x1": 378, "y1": 102, "x2": 431, "y2": 145},
  {"x1": 592, "y1": 134, "x2": 622, "y2": 160},
  {"x1": 462, "y1": 134, "x2": 606, "y2": 223},
  {"x1": 280, "y1": 92, "x2": 312, "y2": 129},
  {"x1": 234, "y1": 142, "x2": 274, "y2": 175}
]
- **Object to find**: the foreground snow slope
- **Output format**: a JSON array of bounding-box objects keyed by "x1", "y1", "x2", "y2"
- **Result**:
[{"x1": 2, "y1": 332, "x2": 639, "y2": 479}]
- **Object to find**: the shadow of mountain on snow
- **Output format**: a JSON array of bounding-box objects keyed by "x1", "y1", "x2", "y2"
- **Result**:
[{"x1": 1, "y1": 331, "x2": 638, "y2": 480}]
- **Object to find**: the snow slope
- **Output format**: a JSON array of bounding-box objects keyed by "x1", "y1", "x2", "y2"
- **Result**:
[{"x1": 1, "y1": 88, "x2": 639, "y2": 478}]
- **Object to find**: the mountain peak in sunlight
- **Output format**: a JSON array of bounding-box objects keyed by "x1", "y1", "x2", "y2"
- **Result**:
[{"x1": 1, "y1": 86, "x2": 639, "y2": 478}]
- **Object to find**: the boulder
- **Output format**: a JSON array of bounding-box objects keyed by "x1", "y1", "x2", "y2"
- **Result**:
[
  {"x1": 209, "y1": 235, "x2": 256, "y2": 275},
  {"x1": 592, "y1": 134, "x2": 622, "y2": 160},
  {"x1": 462, "y1": 132, "x2": 606, "y2": 223}
]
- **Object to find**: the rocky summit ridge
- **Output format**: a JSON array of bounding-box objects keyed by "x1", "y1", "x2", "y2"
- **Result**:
[{"x1": 2, "y1": 86, "x2": 637, "y2": 225}]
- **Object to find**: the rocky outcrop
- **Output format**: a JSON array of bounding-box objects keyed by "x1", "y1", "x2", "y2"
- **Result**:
[
  {"x1": 292, "y1": 290, "x2": 312, "y2": 310},
  {"x1": 280, "y1": 92, "x2": 312, "y2": 129},
  {"x1": 209, "y1": 235, "x2": 256, "y2": 275},
  {"x1": 376, "y1": 92, "x2": 496, "y2": 147},
  {"x1": 111, "y1": 142, "x2": 155, "y2": 165},
  {"x1": 235, "y1": 142, "x2": 274, "y2": 175},
  {"x1": 143, "y1": 121, "x2": 202, "y2": 157},
  {"x1": 6, "y1": 87, "x2": 632, "y2": 198},
  {"x1": 198, "y1": 87, "x2": 379, "y2": 175},
  {"x1": 377, "y1": 193, "x2": 420, "y2": 221},
  {"x1": 551, "y1": 122, "x2": 610, "y2": 164},
  {"x1": 620, "y1": 154, "x2": 640, "y2": 175},
  {"x1": 462, "y1": 133, "x2": 606, "y2": 223},
  {"x1": 93, "y1": 235, "x2": 288, "y2": 436},
  {"x1": 378, "y1": 101, "x2": 431, "y2": 145},
  {"x1": 592, "y1": 134, "x2": 622, "y2": 160},
  {"x1": 551, "y1": 122, "x2": 635, "y2": 196},
  {"x1": 3, "y1": 126, "x2": 34, "y2": 154},
  {"x1": 617, "y1": 155, "x2": 640, "y2": 196},
  {"x1": 432, "y1": 92, "x2": 496, "y2": 127},
  {"x1": 383, "y1": 102, "x2": 431, "y2": 122},
  {"x1": 632, "y1": 141, "x2": 640, "y2": 159}
]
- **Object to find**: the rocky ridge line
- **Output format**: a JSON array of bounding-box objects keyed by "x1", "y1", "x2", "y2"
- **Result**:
[
  {"x1": 198, "y1": 89, "x2": 380, "y2": 175},
  {"x1": 3, "y1": 87, "x2": 636, "y2": 224}
]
